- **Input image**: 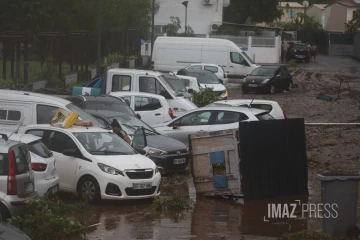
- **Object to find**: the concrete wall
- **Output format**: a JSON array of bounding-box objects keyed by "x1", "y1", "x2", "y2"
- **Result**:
[
  {"x1": 306, "y1": 7, "x2": 325, "y2": 28},
  {"x1": 346, "y1": 7, "x2": 358, "y2": 22},
  {"x1": 246, "y1": 36, "x2": 281, "y2": 64},
  {"x1": 325, "y1": 3, "x2": 347, "y2": 32},
  {"x1": 155, "y1": 0, "x2": 224, "y2": 35}
]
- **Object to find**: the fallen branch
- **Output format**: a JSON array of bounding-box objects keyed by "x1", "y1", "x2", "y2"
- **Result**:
[{"x1": 62, "y1": 223, "x2": 101, "y2": 236}]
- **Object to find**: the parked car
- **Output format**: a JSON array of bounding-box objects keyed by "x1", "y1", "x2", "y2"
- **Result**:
[
  {"x1": 0, "y1": 222, "x2": 31, "y2": 240},
  {"x1": 20, "y1": 125, "x2": 161, "y2": 203},
  {"x1": 0, "y1": 90, "x2": 103, "y2": 131},
  {"x1": 182, "y1": 63, "x2": 228, "y2": 85},
  {"x1": 152, "y1": 106, "x2": 273, "y2": 146},
  {"x1": 7, "y1": 132, "x2": 59, "y2": 197},
  {"x1": 0, "y1": 134, "x2": 38, "y2": 221},
  {"x1": 287, "y1": 43, "x2": 310, "y2": 63},
  {"x1": 108, "y1": 92, "x2": 175, "y2": 125},
  {"x1": 162, "y1": 73, "x2": 193, "y2": 100},
  {"x1": 207, "y1": 99, "x2": 286, "y2": 119},
  {"x1": 172, "y1": 74, "x2": 201, "y2": 93},
  {"x1": 176, "y1": 69, "x2": 228, "y2": 100},
  {"x1": 152, "y1": 36, "x2": 259, "y2": 77},
  {"x1": 64, "y1": 95, "x2": 140, "y2": 119},
  {"x1": 86, "y1": 110, "x2": 190, "y2": 174},
  {"x1": 242, "y1": 66, "x2": 293, "y2": 94}
]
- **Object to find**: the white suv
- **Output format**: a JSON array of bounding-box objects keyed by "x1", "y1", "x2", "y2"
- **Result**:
[
  {"x1": 109, "y1": 92, "x2": 175, "y2": 125},
  {"x1": 20, "y1": 125, "x2": 161, "y2": 203}
]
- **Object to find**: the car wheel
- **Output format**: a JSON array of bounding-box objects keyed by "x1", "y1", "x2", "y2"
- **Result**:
[
  {"x1": 79, "y1": 176, "x2": 101, "y2": 204},
  {"x1": 269, "y1": 84, "x2": 276, "y2": 94},
  {"x1": 286, "y1": 82, "x2": 293, "y2": 91},
  {"x1": 0, "y1": 203, "x2": 10, "y2": 222}
]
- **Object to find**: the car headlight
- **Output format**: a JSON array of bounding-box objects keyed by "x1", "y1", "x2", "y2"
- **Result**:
[
  {"x1": 294, "y1": 49, "x2": 297, "y2": 52},
  {"x1": 155, "y1": 166, "x2": 159, "y2": 174},
  {"x1": 98, "y1": 163, "x2": 124, "y2": 176},
  {"x1": 243, "y1": 78, "x2": 247, "y2": 83},
  {"x1": 262, "y1": 79, "x2": 270, "y2": 84},
  {"x1": 146, "y1": 147, "x2": 168, "y2": 156},
  {"x1": 221, "y1": 90, "x2": 228, "y2": 98}
]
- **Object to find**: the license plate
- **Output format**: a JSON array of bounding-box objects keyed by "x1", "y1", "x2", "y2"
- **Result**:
[
  {"x1": 25, "y1": 182, "x2": 33, "y2": 193},
  {"x1": 173, "y1": 158, "x2": 186, "y2": 164},
  {"x1": 132, "y1": 183, "x2": 152, "y2": 189},
  {"x1": 248, "y1": 84, "x2": 257, "y2": 87}
]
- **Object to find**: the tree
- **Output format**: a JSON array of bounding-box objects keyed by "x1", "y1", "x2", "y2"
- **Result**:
[
  {"x1": 223, "y1": 0, "x2": 282, "y2": 24},
  {"x1": 163, "y1": 17, "x2": 195, "y2": 37},
  {"x1": 345, "y1": 8, "x2": 360, "y2": 34},
  {"x1": 277, "y1": 12, "x2": 324, "y2": 31}
]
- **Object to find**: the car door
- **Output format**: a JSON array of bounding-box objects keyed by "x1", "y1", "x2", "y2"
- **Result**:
[
  {"x1": 229, "y1": 52, "x2": 249, "y2": 76},
  {"x1": 208, "y1": 111, "x2": 249, "y2": 132},
  {"x1": 134, "y1": 96, "x2": 163, "y2": 125},
  {"x1": 165, "y1": 110, "x2": 215, "y2": 145},
  {"x1": 25, "y1": 129, "x2": 80, "y2": 192}
]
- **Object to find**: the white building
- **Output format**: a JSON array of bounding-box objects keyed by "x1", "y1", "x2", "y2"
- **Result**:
[
  {"x1": 306, "y1": 4, "x2": 327, "y2": 28},
  {"x1": 154, "y1": 0, "x2": 227, "y2": 36}
]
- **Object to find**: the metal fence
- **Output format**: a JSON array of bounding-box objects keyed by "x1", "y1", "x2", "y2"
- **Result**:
[
  {"x1": 328, "y1": 33, "x2": 354, "y2": 56},
  {"x1": 209, "y1": 35, "x2": 249, "y2": 46},
  {"x1": 251, "y1": 37, "x2": 276, "y2": 47}
]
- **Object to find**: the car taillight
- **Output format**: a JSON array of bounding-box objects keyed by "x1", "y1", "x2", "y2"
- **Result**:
[
  {"x1": 224, "y1": 72, "x2": 227, "y2": 78},
  {"x1": 7, "y1": 150, "x2": 17, "y2": 195},
  {"x1": 32, "y1": 163, "x2": 47, "y2": 172},
  {"x1": 168, "y1": 108, "x2": 175, "y2": 119},
  {"x1": 283, "y1": 112, "x2": 287, "y2": 119}
]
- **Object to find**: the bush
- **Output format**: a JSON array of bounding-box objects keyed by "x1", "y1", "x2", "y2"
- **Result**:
[
  {"x1": 288, "y1": 59, "x2": 297, "y2": 68},
  {"x1": 0, "y1": 79, "x2": 24, "y2": 90},
  {"x1": 192, "y1": 88, "x2": 219, "y2": 107},
  {"x1": 8, "y1": 197, "x2": 90, "y2": 240},
  {"x1": 151, "y1": 196, "x2": 192, "y2": 212}
]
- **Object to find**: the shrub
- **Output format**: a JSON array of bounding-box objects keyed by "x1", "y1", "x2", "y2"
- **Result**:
[
  {"x1": 151, "y1": 196, "x2": 192, "y2": 212},
  {"x1": 192, "y1": 88, "x2": 219, "y2": 107},
  {"x1": 0, "y1": 79, "x2": 24, "y2": 90},
  {"x1": 288, "y1": 59, "x2": 297, "y2": 68}
]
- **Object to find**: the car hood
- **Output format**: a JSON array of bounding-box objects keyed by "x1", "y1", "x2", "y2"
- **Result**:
[
  {"x1": 95, "y1": 154, "x2": 156, "y2": 171},
  {"x1": 147, "y1": 135, "x2": 187, "y2": 152},
  {"x1": 245, "y1": 76, "x2": 272, "y2": 84},
  {"x1": 200, "y1": 83, "x2": 226, "y2": 92}
]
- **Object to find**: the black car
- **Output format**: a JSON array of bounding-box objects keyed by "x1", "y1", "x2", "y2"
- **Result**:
[
  {"x1": 242, "y1": 66, "x2": 293, "y2": 94},
  {"x1": 65, "y1": 95, "x2": 141, "y2": 119},
  {"x1": 86, "y1": 110, "x2": 190, "y2": 174},
  {"x1": 287, "y1": 43, "x2": 310, "y2": 63}
]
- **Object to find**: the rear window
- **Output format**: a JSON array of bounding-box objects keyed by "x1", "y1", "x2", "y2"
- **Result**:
[
  {"x1": 256, "y1": 113, "x2": 275, "y2": 121},
  {"x1": 293, "y1": 44, "x2": 307, "y2": 50},
  {"x1": 0, "y1": 154, "x2": 7, "y2": 175},
  {"x1": 250, "y1": 104, "x2": 273, "y2": 112},
  {"x1": 28, "y1": 140, "x2": 53, "y2": 159},
  {"x1": 12, "y1": 145, "x2": 30, "y2": 175},
  {"x1": 204, "y1": 66, "x2": 218, "y2": 73}
]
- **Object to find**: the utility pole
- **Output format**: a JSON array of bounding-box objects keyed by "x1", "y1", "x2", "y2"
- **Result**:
[
  {"x1": 151, "y1": 0, "x2": 155, "y2": 59},
  {"x1": 96, "y1": 0, "x2": 102, "y2": 78},
  {"x1": 182, "y1": 1, "x2": 189, "y2": 34}
]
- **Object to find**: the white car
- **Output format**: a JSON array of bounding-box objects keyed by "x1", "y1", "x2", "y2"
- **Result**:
[
  {"x1": 19, "y1": 125, "x2": 161, "y2": 203},
  {"x1": 109, "y1": 92, "x2": 174, "y2": 125},
  {"x1": 207, "y1": 100, "x2": 286, "y2": 119},
  {"x1": 184, "y1": 63, "x2": 229, "y2": 85},
  {"x1": 7, "y1": 132, "x2": 59, "y2": 197},
  {"x1": 152, "y1": 106, "x2": 273, "y2": 146}
]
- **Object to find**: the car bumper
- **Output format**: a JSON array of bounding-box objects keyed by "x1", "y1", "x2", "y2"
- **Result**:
[
  {"x1": 98, "y1": 172, "x2": 162, "y2": 200},
  {"x1": 149, "y1": 152, "x2": 190, "y2": 173},
  {"x1": 2, "y1": 191, "x2": 39, "y2": 217},
  {"x1": 242, "y1": 83, "x2": 271, "y2": 93},
  {"x1": 34, "y1": 173, "x2": 60, "y2": 197}
]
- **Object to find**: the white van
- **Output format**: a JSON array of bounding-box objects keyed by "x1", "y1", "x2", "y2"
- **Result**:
[
  {"x1": 104, "y1": 69, "x2": 197, "y2": 118},
  {"x1": 152, "y1": 37, "x2": 260, "y2": 77},
  {"x1": 0, "y1": 90, "x2": 102, "y2": 130}
]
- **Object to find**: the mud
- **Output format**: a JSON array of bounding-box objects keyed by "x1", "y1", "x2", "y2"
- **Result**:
[{"x1": 70, "y1": 56, "x2": 360, "y2": 240}]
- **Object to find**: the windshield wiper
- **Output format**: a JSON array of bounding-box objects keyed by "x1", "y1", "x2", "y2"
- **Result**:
[{"x1": 90, "y1": 150, "x2": 128, "y2": 155}]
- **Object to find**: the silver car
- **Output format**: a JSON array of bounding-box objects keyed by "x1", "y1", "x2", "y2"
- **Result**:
[
  {"x1": 0, "y1": 134, "x2": 38, "y2": 221},
  {"x1": 152, "y1": 106, "x2": 273, "y2": 146}
]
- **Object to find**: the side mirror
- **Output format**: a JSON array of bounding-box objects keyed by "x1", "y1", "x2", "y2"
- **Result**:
[
  {"x1": 136, "y1": 113, "x2": 141, "y2": 119},
  {"x1": 63, "y1": 148, "x2": 78, "y2": 157},
  {"x1": 187, "y1": 88, "x2": 194, "y2": 93},
  {"x1": 134, "y1": 147, "x2": 146, "y2": 155},
  {"x1": 125, "y1": 99, "x2": 131, "y2": 106},
  {"x1": 173, "y1": 124, "x2": 179, "y2": 130},
  {"x1": 219, "y1": 79, "x2": 224, "y2": 84},
  {"x1": 132, "y1": 127, "x2": 147, "y2": 149},
  {"x1": 245, "y1": 73, "x2": 249, "y2": 77}
]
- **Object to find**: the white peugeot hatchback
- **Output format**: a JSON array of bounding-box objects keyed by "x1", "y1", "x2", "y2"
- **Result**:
[{"x1": 18, "y1": 125, "x2": 161, "y2": 203}]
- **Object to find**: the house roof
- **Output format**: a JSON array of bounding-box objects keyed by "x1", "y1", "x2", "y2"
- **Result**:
[
  {"x1": 279, "y1": 2, "x2": 305, "y2": 8},
  {"x1": 309, "y1": 4, "x2": 328, "y2": 10},
  {"x1": 325, "y1": 0, "x2": 360, "y2": 8}
]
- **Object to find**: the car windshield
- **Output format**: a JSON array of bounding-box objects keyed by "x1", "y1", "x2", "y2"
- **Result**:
[
  {"x1": 294, "y1": 44, "x2": 308, "y2": 50},
  {"x1": 27, "y1": 140, "x2": 53, "y2": 158},
  {"x1": 250, "y1": 68, "x2": 276, "y2": 77},
  {"x1": 242, "y1": 52, "x2": 254, "y2": 64},
  {"x1": 256, "y1": 112, "x2": 274, "y2": 120},
  {"x1": 86, "y1": 101, "x2": 135, "y2": 116},
  {"x1": 158, "y1": 75, "x2": 178, "y2": 95},
  {"x1": 73, "y1": 132, "x2": 136, "y2": 155},
  {"x1": 166, "y1": 78, "x2": 187, "y2": 92},
  {"x1": 111, "y1": 115, "x2": 158, "y2": 136},
  {"x1": 66, "y1": 103, "x2": 104, "y2": 128},
  {"x1": 188, "y1": 72, "x2": 220, "y2": 84}
]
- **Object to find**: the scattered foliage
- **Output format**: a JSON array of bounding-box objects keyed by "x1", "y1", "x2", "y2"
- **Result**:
[
  {"x1": 192, "y1": 88, "x2": 219, "y2": 107},
  {"x1": 283, "y1": 229, "x2": 337, "y2": 240},
  {"x1": 151, "y1": 196, "x2": 192, "y2": 212},
  {"x1": 163, "y1": 16, "x2": 195, "y2": 37},
  {"x1": 101, "y1": 53, "x2": 124, "y2": 67},
  {"x1": 0, "y1": 79, "x2": 24, "y2": 89},
  {"x1": 8, "y1": 197, "x2": 90, "y2": 240},
  {"x1": 277, "y1": 13, "x2": 324, "y2": 31},
  {"x1": 288, "y1": 59, "x2": 297, "y2": 68},
  {"x1": 346, "y1": 8, "x2": 360, "y2": 34}
]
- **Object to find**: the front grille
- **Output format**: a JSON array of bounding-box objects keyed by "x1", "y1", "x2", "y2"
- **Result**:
[
  {"x1": 125, "y1": 187, "x2": 157, "y2": 196},
  {"x1": 105, "y1": 183, "x2": 122, "y2": 196},
  {"x1": 167, "y1": 149, "x2": 188, "y2": 155},
  {"x1": 126, "y1": 170, "x2": 153, "y2": 179}
]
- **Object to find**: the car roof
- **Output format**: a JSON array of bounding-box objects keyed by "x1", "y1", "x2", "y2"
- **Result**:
[
  {"x1": 184, "y1": 69, "x2": 214, "y2": 74},
  {"x1": 189, "y1": 63, "x2": 221, "y2": 67},
  {"x1": 214, "y1": 99, "x2": 279, "y2": 106},
  {"x1": 0, "y1": 137, "x2": 21, "y2": 153},
  {"x1": 107, "y1": 68, "x2": 163, "y2": 77},
  {"x1": 109, "y1": 91, "x2": 166, "y2": 99},
  {"x1": 0, "y1": 131, "x2": 42, "y2": 144},
  {"x1": 86, "y1": 110, "x2": 132, "y2": 119},
  {"x1": 23, "y1": 124, "x2": 112, "y2": 133},
  {"x1": 194, "y1": 106, "x2": 269, "y2": 115},
  {"x1": 79, "y1": 95, "x2": 126, "y2": 103},
  {"x1": 255, "y1": 66, "x2": 280, "y2": 69},
  {"x1": 0, "y1": 90, "x2": 71, "y2": 105}
]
